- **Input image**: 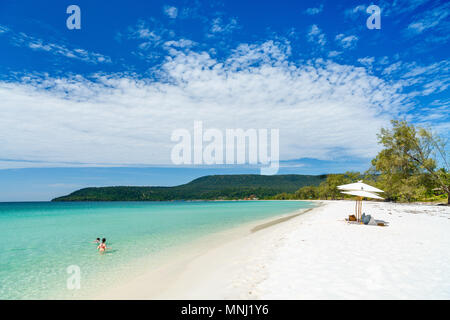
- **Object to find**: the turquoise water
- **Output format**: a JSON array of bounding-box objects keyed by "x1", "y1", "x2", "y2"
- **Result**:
[{"x1": 0, "y1": 200, "x2": 314, "y2": 299}]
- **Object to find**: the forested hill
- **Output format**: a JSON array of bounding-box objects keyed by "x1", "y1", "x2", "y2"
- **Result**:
[{"x1": 51, "y1": 174, "x2": 327, "y2": 201}]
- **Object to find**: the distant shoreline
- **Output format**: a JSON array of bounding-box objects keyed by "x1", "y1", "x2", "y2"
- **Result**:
[
  {"x1": 51, "y1": 174, "x2": 327, "y2": 202},
  {"x1": 1, "y1": 199, "x2": 446, "y2": 205}
]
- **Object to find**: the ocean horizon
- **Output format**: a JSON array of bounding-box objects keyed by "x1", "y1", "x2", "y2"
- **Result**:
[{"x1": 0, "y1": 200, "x2": 315, "y2": 299}]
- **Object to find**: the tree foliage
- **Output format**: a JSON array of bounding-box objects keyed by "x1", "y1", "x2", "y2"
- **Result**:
[
  {"x1": 284, "y1": 172, "x2": 361, "y2": 200},
  {"x1": 371, "y1": 120, "x2": 449, "y2": 203},
  {"x1": 274, "y1": 121, "x2": 448, "y2": 204}
]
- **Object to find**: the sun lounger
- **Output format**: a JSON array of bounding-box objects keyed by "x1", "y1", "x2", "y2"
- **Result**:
[
  {"x1": 345, "y1": 216, "x2": 389, "y2": 227},
  {"x1": 375, "y1": 219, "x2": 389, "y2": 226}
]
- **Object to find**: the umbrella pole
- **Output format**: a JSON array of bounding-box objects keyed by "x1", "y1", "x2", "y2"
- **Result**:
[
  {"x1": 356, "y1": 198, "x2": 359, "y2": 221},
  {"x1": 357, "y1": 198, "x2": 360, "y2": 221},
  {"x1": 356, "y1": 198, "x2": 358, "y2": 221},
  {"x1": 358, "y1": 198, "x2": 360, "y2": 222},
  {"x1": 359, "y1": 197, "x2": 363, "y2": 223},
  {"x1": 358, "y1": 197, "x2": 362, "y2": 222}
]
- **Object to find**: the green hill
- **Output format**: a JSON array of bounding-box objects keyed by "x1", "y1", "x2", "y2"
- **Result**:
[{"x1": 52, "y1": 174, "x2": 327, "y2": 201}]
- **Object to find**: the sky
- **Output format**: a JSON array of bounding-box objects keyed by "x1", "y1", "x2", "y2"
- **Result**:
[{"x1": 0, "y1": 0, "x2": 449, "y2": 201}]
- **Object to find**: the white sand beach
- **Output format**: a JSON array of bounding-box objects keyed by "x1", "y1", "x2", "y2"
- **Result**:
[{"x1": 101, "y1": 201, "x2": 450, "y2": 300}]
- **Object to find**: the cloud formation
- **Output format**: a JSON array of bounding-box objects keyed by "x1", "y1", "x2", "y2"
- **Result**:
[
  {"x1": 307, "y1": 25, "x2": 327, "y2": 46},
  {"x1": 305, "y1": 5, "x2": 324, "y2": 15},
  {"x1": 335, "y1": 34, "x2": 358, "y2": 49},
  {"x1": 208, "y1": 17, "x2": 240, "y2": 37},
  {"x1": 0, "y1": 41, "x2": 409, "y2": 169},
  {"x1": 164, "y1": 6, "x2": 178, "y2": 19},
  {"x1": 405, "y1": 2, "x2": 450, "y2": 43},
  {"x1": 0, "y1": 25, "x2": 111, "y2": 64}
]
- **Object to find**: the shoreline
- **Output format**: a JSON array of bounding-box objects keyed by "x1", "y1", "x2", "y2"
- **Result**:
[
  {"x1": 97, "y1": 203, "x2": 320, "y2": 300},
  {"x1": 251, "y1": 207, "x2": 315, "y2": 232}
]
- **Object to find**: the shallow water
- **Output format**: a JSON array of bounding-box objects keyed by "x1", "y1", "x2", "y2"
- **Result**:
[{"x1": 0, "y1": 200, "x2": 314, "y2": 299}]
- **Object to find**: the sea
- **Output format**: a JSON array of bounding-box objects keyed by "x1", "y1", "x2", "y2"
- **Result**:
[{"x1": 0, "y1": 200, "x2": 315, "y2": 299}]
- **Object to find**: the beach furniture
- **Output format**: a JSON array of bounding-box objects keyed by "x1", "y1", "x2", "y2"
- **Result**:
[
  {"x1": 338, "y1": 181, "x2": 384, "y2": 193},
  {"x1": 340, "y1": 190, "x2": 384, "y2": 221},
  {"x1": 338, "y1": 181, "x2": 384, "y2": 222}
]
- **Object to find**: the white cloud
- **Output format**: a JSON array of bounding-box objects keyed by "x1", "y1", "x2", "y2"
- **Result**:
[
  {"x1": 0, "y1": 24, "x2": 111, "y2": 64},
  {"x1": 379, "y1": 0, "x2": 431, "y2": 16},
  {"x1": 335, "y1": 34, "x2": 358, "y2": 49},
  {"x1": 208, "y1": 17, "x2": 240, "y2": 36},
  {"x1": 305, "y1": 5, "x2": 324, "y2": 15},
  {"x1": 328, "y1": 51, "x2": 342, "y2": 58},
  {"x1": 0, "y1": 41, "x2": 409, "y2": 169},
  {"x1": 408, "y1": 21, "x2": 435, "y2": 34},
  {"x1": 346, "y1": 1, "x2": 430, "y2": 19},
  {"x1": 127, "y1": 19, "x2": 176, "y2": 55},
  {"x1": 382, "y1": 61, "x2": 402, "y2": 75},
  {"x1": 406, "y1": 2, "x2": 449, "y2": 35},
  {"x1": 358, "y1": 57, "x2": 375, "y2": 67},
  {"x1": 307, "y1": 24, "x2": 326, "y2": 46},
  {"x1": 380, "y1": 60, "x2": 450, "y2": 98},
  {"x1": 0, "y1": 25, "x2": 9, "y2": 33},
  {"x1": 378, "y1": 56, "x2": 389, "y2": 65},
  {"x1": 344, "y1": 5, "x2": 366, "y2": 19},
  {"x1": 164, "y1": 39, "x2": 197, "y2": 49},
  {"x1": 164, "y1": 6, "x2": 178, "y2": 19}
]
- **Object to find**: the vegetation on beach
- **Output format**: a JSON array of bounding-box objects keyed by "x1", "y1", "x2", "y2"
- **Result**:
[
  {"x1": 273, "y1": 120, "x2": 449, "y2": 204},
  {"x1": 272, "y1": 172, "x2": 361, "y2": 200},
  {"x1": 53, "y1": 121, "x2": 448, "y2": 204}
]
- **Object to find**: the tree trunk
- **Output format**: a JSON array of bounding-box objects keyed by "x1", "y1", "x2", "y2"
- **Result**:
[{"x1": 445, "y1": 186, "x2": 450, "y2": 205}]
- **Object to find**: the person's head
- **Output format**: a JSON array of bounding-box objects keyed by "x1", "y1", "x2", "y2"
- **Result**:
[
  {"x1": 96, "y1": 238, "x2": 100, "y2": 241},
  {"x1": 102, "y1": 238, "x2": 106, "y2": 243}
]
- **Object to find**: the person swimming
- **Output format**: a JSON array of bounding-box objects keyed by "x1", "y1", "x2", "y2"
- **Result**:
[
  {"x1": 93, "y1": 237, "x2": 100, "y2": 244},
  {"x1": 97, "y1": 238, "x2": 110, "y2": 253}
]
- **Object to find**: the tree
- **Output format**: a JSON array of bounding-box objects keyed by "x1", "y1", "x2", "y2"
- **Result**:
[
  {"x1": 317, "y1": 181, "x2": 329, "y2": 199},
  {"x1": 273, "y1": 192, "x2": 293, "y2": 200},
  {"x1": 292, "y1": 173, "x2": 361, "y2": 200},
  {"x1": 323, "y1": 173, "x2": 357, "y2": 199},
  {"x1": 294, "y1": 186, "x2": 318, "y2": 199},
  {"x1": 372, "y1": 120, "x2": 449, "y2": 204}
]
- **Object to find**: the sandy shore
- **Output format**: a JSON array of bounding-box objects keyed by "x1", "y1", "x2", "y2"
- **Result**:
[{"x1": 100, "y1": 201, "x2": 450, "y2": 300}]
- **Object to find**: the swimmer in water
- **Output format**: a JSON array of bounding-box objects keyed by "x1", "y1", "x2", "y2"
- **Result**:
[
  {"x1": 97, "y1": 238, "x2": 110, "y2": 253},
  {"x1": 93, "y1": 237, "x2": 100, "y2": 244}
]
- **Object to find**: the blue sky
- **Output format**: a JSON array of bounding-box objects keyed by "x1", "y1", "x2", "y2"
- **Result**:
[{"x1": 0, "y1": 0, "x2": 449, "y2": 201}]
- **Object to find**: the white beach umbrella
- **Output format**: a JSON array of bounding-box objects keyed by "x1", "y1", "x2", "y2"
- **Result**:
[
  {"x1": 340, "y1": 189, "x2": 384, "y2": 222},
  {"x1": 337, "y1": 180, "x2": 384, "y2": 193},
  {"x1": 341, "y1": 190, "x2": 384, "y2": 200}
]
